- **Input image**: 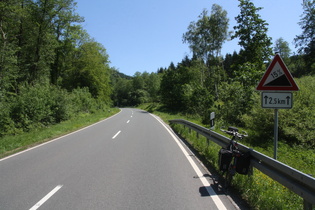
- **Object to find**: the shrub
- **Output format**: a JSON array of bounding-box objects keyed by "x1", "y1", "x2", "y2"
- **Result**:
[
  {"x1": 0, "y1": 99, "x2": 16, "y2": 136},
  {"x1": 217, "y1": 81, "x2": 255, "y2": 125},
  {"x1": 241, "y1": 76, "x2": 315, "y2": 147},
  {"x1": 68, "y1": 87, "x2": 98, "y2": 115},
  {"x1": 280, "y1": 76, "x2": 315, "y2": 147},
  {"x1": 0, "y1": 83, "x2": 108, "y2": 137},
  {"x1": 9, "y1": 84, "x2": 71, "y2": 131}
]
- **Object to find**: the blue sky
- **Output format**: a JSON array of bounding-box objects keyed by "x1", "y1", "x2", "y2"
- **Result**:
[{"x1": 75, "y1": 0, "x2": 303, "y2": 76}]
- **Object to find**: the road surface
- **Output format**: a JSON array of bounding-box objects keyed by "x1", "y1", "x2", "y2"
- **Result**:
[{"x1": 0, "y1": 108, "x2": 239, "y2": 209}]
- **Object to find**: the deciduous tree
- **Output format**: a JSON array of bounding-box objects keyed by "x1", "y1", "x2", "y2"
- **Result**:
[
  {"x1": 295, "y1": 0, "x2": 315, "y2": 74},
  {"x1": 232, "y1": 0, "x2": 272, "y2": 65}
]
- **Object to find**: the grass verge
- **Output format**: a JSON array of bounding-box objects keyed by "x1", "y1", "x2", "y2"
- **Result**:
[
  {"x1": 140, "y1": 103, "x2": 307, "y2": 209},
  {"x1": 0, "y1": 108, "x2": 120, "y2": 159}
]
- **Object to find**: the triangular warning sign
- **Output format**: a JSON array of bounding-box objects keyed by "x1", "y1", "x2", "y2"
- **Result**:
[{"x1": 256, "y1": 54, "x2": 299, "y2": 91}]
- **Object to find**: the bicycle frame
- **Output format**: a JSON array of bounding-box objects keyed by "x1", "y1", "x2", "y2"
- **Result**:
[{"x1": 220, "y1": 126, "x2": 249, "y2": 189}]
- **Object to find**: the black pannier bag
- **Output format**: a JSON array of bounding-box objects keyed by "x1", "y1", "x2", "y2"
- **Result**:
[
  {"x1": 218, "y1": 148, "x2": 233, "y2": 172},
  {"x1": 235, "y1": 152, "x2": 251, "y2": 175}
]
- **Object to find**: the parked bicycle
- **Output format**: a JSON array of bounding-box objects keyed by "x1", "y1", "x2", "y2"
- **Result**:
[{"x1": 218, "y1": 126, "x2": 250, "y2": 189}]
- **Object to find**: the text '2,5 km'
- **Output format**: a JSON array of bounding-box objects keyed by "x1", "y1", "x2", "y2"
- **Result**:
[{"x1": 261, "y1": 92, "x2": 292, "y2": 109}]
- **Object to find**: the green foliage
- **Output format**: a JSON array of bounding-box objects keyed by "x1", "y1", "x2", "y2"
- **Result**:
[
  {"x1": 242, "y1": 76, "x2": 315, "y2": 147},
  {"x1": 63, "y1": 41, "x2": 112, "y2": 102},
  {"x1": 274, "y1": 37, "x2": 291, "y2": 60},
  {"x1": 0, "y1": 108, "x2": 119, "y2": 157},
  {"x1": 232, "y1": 62, "x2": 265, "y2": 87},
  {"x1": 10, "y1": 84, "x2": 64, "y2": 131},
  {"x1": 68, "y1": 87, "x2": 98, "y2": 114},
  {"x1": 160, "y1": 59, "x2": 212, "y2": 113},
  {"x1": 241, "y1": 94, "x2": 274, "y2": 146},
  {"x1": 0, "y1": 84, "x2": 104, "y2": 137},
  {"x1": 183, "y1": 4, "x2": 230, "y2": 61},
  {"x1": 280, "y1": 76, "x2": 315, "y2": 146},
  {"x1": 216, "y1": 81, "x2": 254, "y2": 125},
  {"x1": 295, "y1": 0, "x2": 315, "y2": 74},
  {"x1": 111, "y1": 71, "x2": 161, "y2": 107},
  {"x1": 0, "y1": 0, "x2": 113, "y2": 139},
  {"x1": 0, "y1": 99, "x2": 16, "y2": 136},
  {"x1": 167, "y1": 116, "x2": 305, "y2": 210},
  {"x1": 232, "y1": 0, "x2": 273, "y2": 64}
]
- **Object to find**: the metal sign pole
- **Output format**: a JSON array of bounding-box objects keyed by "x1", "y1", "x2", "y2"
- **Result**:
[{"x1": 274, "y1": 109, "x2": 279, "y2": 160}]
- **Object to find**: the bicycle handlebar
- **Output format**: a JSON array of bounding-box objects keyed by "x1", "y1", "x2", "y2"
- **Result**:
[{"x1": 220, "y1": 128, "x2": 248, "y2": 139}]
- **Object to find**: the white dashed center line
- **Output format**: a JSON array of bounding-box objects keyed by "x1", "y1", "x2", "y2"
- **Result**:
[
  {"x1": 112, "y1": 131, "x2": 121, "y2": 139},
  {"x1": 29, "y1": 185, "x2": 63, "y2": 210}
]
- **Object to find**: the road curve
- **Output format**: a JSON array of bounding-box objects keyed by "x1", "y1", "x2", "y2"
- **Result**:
[{"x1": 0, "y1": 108, "x2": 239, "y2": 210}]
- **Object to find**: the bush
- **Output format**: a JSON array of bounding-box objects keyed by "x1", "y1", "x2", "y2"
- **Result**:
[
  {"x1": 10, "y1": 84, "x2": 70, "y2": 131},
  {"x1": 0, "y1": 84, "x2": 104, "y2": 136},
  {"x1": 280, "y1": 76, "x2": 315, "y2": 147},
  {"x1": 217, "y1": 81, "x2": 255, "y2": 125},
  {"x1": 242, "y1": 76, "x2": 315, "y2": 147},
  {"x1": 0, "y1": 99, "x2": 16, "y2": 136},
  {"x1": 68, "y1": 87, "x2": 98, "y2": 115}
]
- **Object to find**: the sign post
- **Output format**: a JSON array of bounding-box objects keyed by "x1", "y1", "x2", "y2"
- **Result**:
[
  {"x1": 274, "y1": 109, "x2": 278, "y2": 160},
  {"x1": 256, "y1": 54, "x2": 299, "y2": 159},
  {"x1": 210, "y1": 112, "x2": 215, "y2": 129}
]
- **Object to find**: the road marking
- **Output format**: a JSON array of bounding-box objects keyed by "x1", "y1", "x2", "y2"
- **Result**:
[
  {"x1": 29, "y1": 185, "x2": 63, "y2": 210},
  {"x1": 0, "y1": 109, "x2": 122, "y2": 162},
  {"x1": 127, "y1": 120, "x2": 130, "y2": 123},
  {"x1": 112, "y1": 131, "x2": 121, "y2": 139},
  {"x1": 151, "y1": 114, "x2": 227, "y2": 210}
]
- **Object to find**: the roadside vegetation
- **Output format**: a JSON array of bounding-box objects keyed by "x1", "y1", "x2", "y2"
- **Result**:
[
  {"x1": 0, "y1": 107, "x2": 119, "y2": 158},
  {"x1": 0, "y1": 0, "x2": 116, "y2": 156},
  {"x1": 1, "y1": 0, "x2": 314, "y2": 209},
  {"x1": 139, "y1": 103, "x2": 311, "y2": 210}
]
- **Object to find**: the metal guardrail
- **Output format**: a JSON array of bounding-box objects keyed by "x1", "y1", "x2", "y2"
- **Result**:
[{"x1": 169, "y1": 119, "x2": 315, "y2": 209}]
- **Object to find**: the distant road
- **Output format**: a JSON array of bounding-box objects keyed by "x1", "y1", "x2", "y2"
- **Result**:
[{"x1": 0, "y1": 108, "x2": 238, "y2": 209}]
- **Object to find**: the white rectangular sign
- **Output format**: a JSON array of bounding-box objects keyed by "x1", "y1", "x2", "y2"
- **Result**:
[{"x1": 261, "y1": 92, "x2": 293, "y2": 109}]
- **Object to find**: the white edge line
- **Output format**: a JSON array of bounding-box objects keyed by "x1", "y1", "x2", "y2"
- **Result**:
[
  {"x1": 29, "y1": 185, "x2": 63, "y2": 210},
  {"x1": 150, "y1": 113, "x2": 227, "y2": 210},
  {"x1": 112, "y1": 130, "x2": 121, "y2": 139},
  {"x1": 0, "y1": 109, "x2": 122, "y2": 162}
]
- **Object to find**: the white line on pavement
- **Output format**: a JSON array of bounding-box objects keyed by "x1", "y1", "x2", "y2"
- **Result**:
[
  {"x1": 29, "y1": 185, "x2": 63, "y2": 210},
  {"x1": 150, "y1": 114, "x2": 227, "y2": 210},
  {"x1": 112, "y1": 131, "x2": 121, "y2": 139},
  {"x1": 0, "y1": 110, "x2": 122, "y2": 162}
]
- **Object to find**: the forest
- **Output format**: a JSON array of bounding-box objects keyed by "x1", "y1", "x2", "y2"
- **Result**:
[{"x1": 0, "y1": 0, "x2": 314, "y2": 148}]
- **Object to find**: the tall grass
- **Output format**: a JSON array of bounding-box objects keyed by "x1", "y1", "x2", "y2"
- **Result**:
[
  {"x1": 141, "y1": 104, "x2": 308, "y2": 209},
  {"x1": 171, "y1": 123, "x2": 303, "y2": 209}
]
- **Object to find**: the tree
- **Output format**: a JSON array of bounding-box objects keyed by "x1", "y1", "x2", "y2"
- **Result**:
[
  {"x1": 0, "y1": 0, "x2": 20, "y2": 93},
  {"x1": 232, "y1": 0, "x2": 272, "y2": 65},
  {"x1": 182, "y1": 4, "x2": 229, "y2": 96},
  {"x1": 294, "y1": 0, "x2": 315, "y2": 74},
  {"x1": 50, "y1": 0, "x2": 84, "y2": 85},
  {"x1": 63, "y1": 41, "x2": 112, "y2": 102},
  {"x1": 183, "y1": 4, "x2": 229, "y2": 62},
  {"x1": 273, "y1": 37, "x2": 291, "y2": 59}
]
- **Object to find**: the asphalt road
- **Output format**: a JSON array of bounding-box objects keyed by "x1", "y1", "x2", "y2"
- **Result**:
[{"x1": 0, "y1": 108, "x2": 238, "y2": 210}]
